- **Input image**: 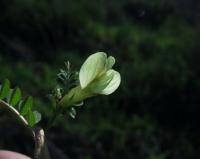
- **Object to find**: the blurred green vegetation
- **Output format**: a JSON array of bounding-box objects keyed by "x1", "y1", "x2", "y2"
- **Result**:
[{"x1": 0, "y1": 0, "x2": 200, "y2": 158}]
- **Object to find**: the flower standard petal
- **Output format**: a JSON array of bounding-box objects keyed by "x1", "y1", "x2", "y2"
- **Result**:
[{"x1": 79, "y1": 52, "x2": 107, "y2": 89}]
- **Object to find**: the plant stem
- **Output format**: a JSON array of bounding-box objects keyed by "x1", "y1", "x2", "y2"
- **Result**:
[
  {"x1": 0, "y1": 99, "x2": 51, "y2": 159},
  {"x1": 33, "y1": 128, "x2": 51, "y2": 159},
  {"x1": 0, "y1": 99, "x2": 33, "y2": 135},
  {"x1": 45, "y1": 106, "x2": 62, "y2": 130}
]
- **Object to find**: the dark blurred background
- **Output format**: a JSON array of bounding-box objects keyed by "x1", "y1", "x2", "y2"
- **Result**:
[{"x1": 0, "y1": 0, "x2": 200, "y2": 159}]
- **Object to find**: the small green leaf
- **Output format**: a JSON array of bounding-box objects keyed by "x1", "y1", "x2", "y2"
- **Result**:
[
  {"x1": 20, "y1": 96, "x2": 33, "y2": 115},
  {"x1": 6, "y1": 89, "x2": 13, "y2": 103},
  {"x1": 69, "y1": 107, "x2": 76, "y2": 119},
  {"x1": 17, "y1": 100, "x2": 23, "y2": 110},
  {"x1": 9, "y1": 87, "x2": 22, "y2": 106},
  {"x1": 0, "y1": 79, "x2": 10, "y2": 99},
  {"x1": 33, "y1": 111, "x2": 41, "y2": 124},
  {"x1": 27, "y1": 110, "x2": 35, "y2": 127}
]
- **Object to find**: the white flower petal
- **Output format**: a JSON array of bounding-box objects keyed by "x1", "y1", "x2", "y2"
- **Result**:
[
  {"x1": 91, "y1": 69, "x2": 121, "y2": 95},
  {"x1": 106, "y1": 56, "x2": 115, "y2": 69},
  {"x1": 79, "y1": 52, "x2": 107, "y2": 88}
]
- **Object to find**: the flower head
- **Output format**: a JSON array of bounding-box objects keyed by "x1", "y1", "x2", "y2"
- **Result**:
[
  {"x1": 59, "y1": 52, "x2": 121, "y2": 107},
  {"x1": 79, "y1": 52, "x2": 121, "y2": 95}
]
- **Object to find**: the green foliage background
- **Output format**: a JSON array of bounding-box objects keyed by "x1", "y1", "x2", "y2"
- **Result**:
[{"x1": 0, "y1": 0, "x2": 200, "y2": 158}]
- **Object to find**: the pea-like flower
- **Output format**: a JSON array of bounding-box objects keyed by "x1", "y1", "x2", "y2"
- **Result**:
[
  {"x1": 59, "y1": 52, "x2": 121, "y2": 107},
  {"x1": 80, "y1": 52, "x2": 121, "y2": 95}
]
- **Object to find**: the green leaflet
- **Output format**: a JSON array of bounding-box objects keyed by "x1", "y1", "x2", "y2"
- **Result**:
[
  {"x1": 20, "y1": 96, "x2": 33, "y2": 116},
  {"x1": 0, "y1": 79, "x2": 10, "y2": 99},
  {"x1": 26, "y1": 110, "x2": 35, "y2": 127},
  {"x1": 9, "y1": 87, "x2": 22, "y2": 106},
  {"x1": 6, "y1": 89, "x2": 13, "y2": 103},
  {"x1": 22, "y1": 99, "x2": 41, "y2": 126},
  {"x1": 33, "y1": 111, "x2": 42, "y2": 124}
]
